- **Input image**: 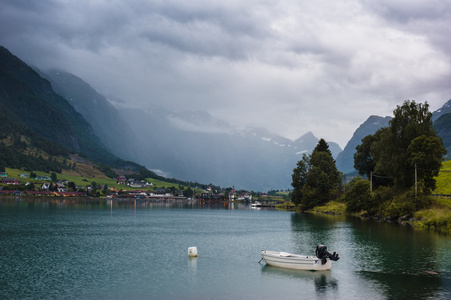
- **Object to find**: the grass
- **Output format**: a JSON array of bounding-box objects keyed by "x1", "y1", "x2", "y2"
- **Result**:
[
  {"x1": 433, "y1": 160, "x2": 451, "y2": 195},
  {"x1": 3, "y1": 167, "x2": 187, "y2": 191},
  {"x1": 411, "y1": 206, "x2": 451, "y2": 234},
  {"x1": 405, "y1": 160, "x2": 451, "y2": 233},
  {"x1": 275, "y1": 201, "x2": 296, "y2": 210},
  {"x1": 257, "y1": 195, "x2": 285, "y2": 201},
  {"x1": 306, "y1": 201, "x2": 346, "y2": 215}
]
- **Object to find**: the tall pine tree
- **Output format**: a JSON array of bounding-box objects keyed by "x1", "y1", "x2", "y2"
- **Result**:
[{"x1": 291, "y1": 139, "x2": 341, "y2": 210}]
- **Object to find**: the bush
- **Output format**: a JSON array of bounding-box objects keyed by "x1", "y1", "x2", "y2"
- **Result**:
[
  {"x1": 345, "y1": 179, "x2": 371, "y2": 213},
  {"x1": 381, "y1": 189, "x2": 433, "y2": 218},
  {"x1": 368, "y1": 186, "x2": 396, "y2": 216},
  {"x1": 422, "y1": 216, "x2": 451, "y2": 233}
]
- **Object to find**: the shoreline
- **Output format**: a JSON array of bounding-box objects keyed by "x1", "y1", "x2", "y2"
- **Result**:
[{"x1": 303, "y1": 200, "x2": 451, "y2": 235}]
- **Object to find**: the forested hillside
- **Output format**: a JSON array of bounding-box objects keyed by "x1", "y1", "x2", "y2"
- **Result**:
[
  {"x1": 40, "y1": 69, "x2": 139, "y2": 161},
  {"x1": 0, "y1": 46, "x2": 141, "y2": 173}
]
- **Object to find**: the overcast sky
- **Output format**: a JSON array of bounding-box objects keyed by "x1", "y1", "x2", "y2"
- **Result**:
[{"x1": 1, "y1": 0, "x2": 450, "y2": 148}]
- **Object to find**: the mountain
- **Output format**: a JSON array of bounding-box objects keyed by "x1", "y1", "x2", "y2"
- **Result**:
[
  {"x1": 432, "y1": 99, "x2": 451, "y2": 159},
  {"x1": 433, "y1": 113, "x2": 451, "y2": 159},
  {"x1": 116, "y1": 104, "x2": 341, "y2": 191},
  {"x1": 2, "y1": 45, "x2": 344, "y2": 191},
  {"x1": 39, "y1": 69, "x2": 138, "y2": 161},
  {"x1": 336, "y1": 100, "x2": 451, "y2": 175},
  {"x1": 0, "y1": 46, "x2": 137, "y2": 170},
  {"x1": 39, "y1": 68, "x2": 343, "y2": 191},
  {"x1": 432, "y1": 99, "x2": 451, "y2": 121},
  {"x1": 0, "y1": 45, "x2": 343, "y2": 191},
  {"x1": 335, "y1": 115, "x2": 392, "y2": 174}
]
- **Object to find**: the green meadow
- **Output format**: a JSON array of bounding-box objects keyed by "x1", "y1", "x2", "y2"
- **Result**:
[
  {"x1": 432, "y1": 160, "x2": 451, "y2": 195},
  {"x1": 3, "y1": 167, "x2": 183, "y2": 191}
]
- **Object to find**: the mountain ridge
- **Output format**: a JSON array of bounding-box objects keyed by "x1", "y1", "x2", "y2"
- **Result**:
[
  {"x1": 335, "y1": 115, "x2": 392, "y2": 174},
  {"x1": 39, "y1": 67, "x2": 342, "y2": 190},
  {"x1": 5, "y1": 45, "x2": 450, "y2": 190}
]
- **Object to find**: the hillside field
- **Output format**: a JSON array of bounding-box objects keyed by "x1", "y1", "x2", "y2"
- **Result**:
[
  {"x1": 433, "y1": 160, "x2": 451, "y2": 195},
  {"x1": 3, "y1": 167, "x2": 183, "y2": 191}
]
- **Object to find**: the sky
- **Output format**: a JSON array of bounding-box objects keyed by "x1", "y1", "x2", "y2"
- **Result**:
[{"x1": 1, "y1": 0, "x2": 450, "y2": 148}]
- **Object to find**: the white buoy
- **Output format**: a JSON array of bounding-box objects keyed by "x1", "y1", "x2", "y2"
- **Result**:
[{"x1": 188, "y1": 247, "x2": 198, "y2": 257}]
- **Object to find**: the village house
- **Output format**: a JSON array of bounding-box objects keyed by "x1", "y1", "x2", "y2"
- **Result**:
[
  {"x1": 0, "y1": 172, "x2": 8, "y2": 177},
  {"x1": 128, "y1": 180, "x2": 153, "y2": 188},
  {"x1": 154, "y1": 188, "x2": 167, "y2": 195},
  {"x1": 19, "y1": 173, "x2": 29, "y2": 178},
  {"x1": 238, "y1": 193, "x2": 252, "y2": 201},
  {"x1": 129, "y1": 182, "x2": 143, "y2": 188},
  {"x1": 229, "y1": 186, "x2": 237, "y2": 201},
  {"x1": 116, "y1": 175, "x2": 127, "y2": 184},
  {"x1": 0, "y1": 190, "x2": 23, "y2": 196},
  {"x1": 56, "y1": 183, "x2": 68, "y2": 192},
  {"x1": 2, "y1": 178, "x2": 20, "y2": 185}
]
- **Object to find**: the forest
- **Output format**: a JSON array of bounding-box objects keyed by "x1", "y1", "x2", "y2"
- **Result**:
[{"x1": 291, "y1": 100, "x2": 449, "y2": 230}]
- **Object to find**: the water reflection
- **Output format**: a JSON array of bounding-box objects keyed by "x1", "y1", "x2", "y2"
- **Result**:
[
  {"x1": 290, "y1": 213, "x2": 345, "y2": 256},
  {"x1": 358, "y1": 270, "x2": 448, "y2": 299},
  {"x1": 290, "y1": 212, "x2": 451, "y2": 299},
  {"x1": 261, "y1": 265, "x2": 338, "y2": 296},
  {"x1": 2, "y1": 198, "x2": 451, "y2": 299},
  {"x1": 0, "y1": 197, "x2": 276, "y2": 211}
]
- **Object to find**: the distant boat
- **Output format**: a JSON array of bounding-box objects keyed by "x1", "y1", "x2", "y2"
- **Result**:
[
  {"x1": 251, "y1": 201, "x2": 261, "y2": 207},
  {"x1": 260, "y1": 245, "x2": 339, "y2": 271}
]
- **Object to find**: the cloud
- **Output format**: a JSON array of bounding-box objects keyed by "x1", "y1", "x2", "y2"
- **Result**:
[{"x1": 1, "y1": 0, "x2": 450, "y2": 148}]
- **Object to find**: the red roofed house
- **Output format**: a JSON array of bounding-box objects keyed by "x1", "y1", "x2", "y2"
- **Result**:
[{"x1": 2, "y1": 178, "x2": 19, "y2": 185}]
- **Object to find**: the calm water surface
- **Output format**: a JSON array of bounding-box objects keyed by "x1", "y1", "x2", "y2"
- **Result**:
[{"x1": 1, "y1": 198, "x2": 451, "y2": 299}]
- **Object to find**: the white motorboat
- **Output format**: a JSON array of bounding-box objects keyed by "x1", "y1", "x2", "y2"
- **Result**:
[
  {"x1": 260, "y1": 245, "x2": 339, "y2": 271},
  {"x1": 251, "y1": 201, "x2": 261, "y2": 207}
]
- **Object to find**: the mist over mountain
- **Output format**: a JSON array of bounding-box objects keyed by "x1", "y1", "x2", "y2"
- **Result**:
[
  {"x1": 39, "y1": 69, "x2": 139, "y2": 161},
  {"x1": 5, "y1": 44, "x2": 449, "y2": 191},
  {"x1": 37, "y1": 64, "x2": 342, "y2": 190},
  {"x1": 0, "y1": 46, "x2": 116, "y2": 164},
  {"x1": 115, "y1": 104, "x2": 342, "y2": 191}
]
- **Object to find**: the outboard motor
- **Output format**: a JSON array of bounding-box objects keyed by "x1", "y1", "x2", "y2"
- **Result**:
[{"x1": 315, "y1": 245, "x2": 340, "y2": 265}]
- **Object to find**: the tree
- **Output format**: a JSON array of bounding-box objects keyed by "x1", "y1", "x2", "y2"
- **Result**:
[
  {"x1": 68, "y1": 181, "x2": 76, "y2": 192},
  {"x1": 91, "y1": 181, "x2": 97, "y2": 196},
  {"x1": 377, "y1": 100, "x2": 440, "y2": 189},
  {"x1": 354, "y1": 132, "x2": 379, "y2": 179},
  {"x1": 291, "y1": 139, "x2": 341, "y2": 209},
  {"x1": 345, "y1": 179, "x2": 372, "y2": 213},
  {"x1": 407, "y1": 135, "x2": 446, "y2": 192},
  {"x1": 183, "y1": 187, "x2": 194, "y2": 198},
  {"x1": 51, "y1": 172, "x2": 57, "y2": 182},
  {"x1": 291, "y1": 154, "x2": 310, "y2": 206},
  {"x1": 102, "y1": 184, "x2": 109, "y2": 195},
  {"x1": 354, "y1": 100, "x2": 446, "y2": 192},
  {"x1": 313, "y1": 138, "x2": 333, "y2": 155}
]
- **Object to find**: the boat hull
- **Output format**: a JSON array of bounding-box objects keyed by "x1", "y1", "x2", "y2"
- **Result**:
[{"x1": 261, "y1": 250, "x2": 332, "y2": 271}]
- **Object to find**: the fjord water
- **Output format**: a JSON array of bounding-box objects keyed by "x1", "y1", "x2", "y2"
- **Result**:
[{"x1": 1, "y1": 199, "x2": 451, "y2": 299}]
